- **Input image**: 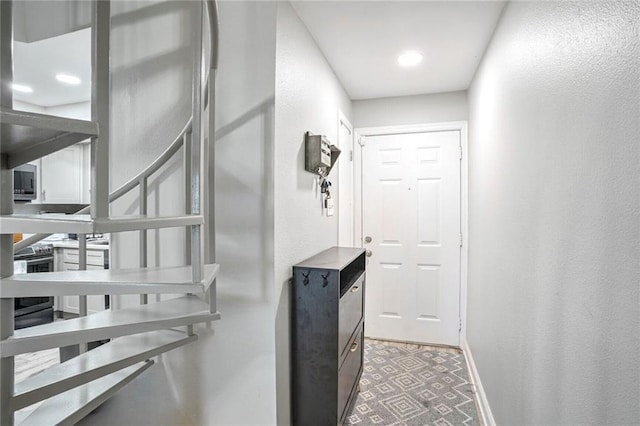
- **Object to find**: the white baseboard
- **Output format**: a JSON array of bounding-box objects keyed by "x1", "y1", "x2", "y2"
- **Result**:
[{"x1": 462, "y1": 339, "x2": 496, "y2": 426}]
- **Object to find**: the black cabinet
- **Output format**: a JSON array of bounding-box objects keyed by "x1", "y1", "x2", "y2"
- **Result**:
[{"x1": 292, "y1": 247, "x2": 366, "y2": 425}]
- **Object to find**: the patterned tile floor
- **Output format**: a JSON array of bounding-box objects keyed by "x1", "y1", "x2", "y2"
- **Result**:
[{"x1": 346, "y1": 339, "x2": 480, "y2": 426}]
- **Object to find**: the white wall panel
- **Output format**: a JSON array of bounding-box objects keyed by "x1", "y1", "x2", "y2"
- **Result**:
[
  {"x1": 416, "y1": 265, "x2": 439, "y2": 320},
  {"x1": 417, "y1": 179, "x2": 441, "y2": 246}
]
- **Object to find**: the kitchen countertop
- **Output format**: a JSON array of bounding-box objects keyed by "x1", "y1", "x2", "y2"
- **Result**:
[{"x1": 49, "y1": 240, "x2": 110, "y2": 251}]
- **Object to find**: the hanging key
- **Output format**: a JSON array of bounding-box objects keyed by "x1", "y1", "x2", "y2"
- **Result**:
[{"x1": 320, "y1": 179, "x2": 328, "y2": 193}]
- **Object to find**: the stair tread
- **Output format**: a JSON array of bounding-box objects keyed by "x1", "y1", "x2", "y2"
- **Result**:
[
  {"x1": 13, "y1": 330, "x2": 195, "y2": 410},
  {"x1": 1, "y1": 296, "x2": 220, "y2": 357},
  {"x1": 0, "y1": 108, "x2": 98, "y2": 168},
  {"x1": 0, "y1": 264, "x2": 219, "y2": 297},
  {"x1": 0, "y1": 213, "x2": 204, "y2": 234},
  {"x1": 18, "y1": 361, "x2": 153, "y2": 426}
]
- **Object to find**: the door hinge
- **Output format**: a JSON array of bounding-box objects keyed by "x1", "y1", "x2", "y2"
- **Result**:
[
  {"x1": 459, "y1": 232, "x2": 463, "y2": 247},
  {"x1": 459, "y1": 318, "x2": 462, "y2": 333},
  {"x1": 349, "y1": 150, "x2": 353, "y2": 161},
  {"x1": 459, "y1": 145, "x2": 463, "y2": 160},
  {"x1": 359, "y1": 136, "x2": 366, "y2": 147}
]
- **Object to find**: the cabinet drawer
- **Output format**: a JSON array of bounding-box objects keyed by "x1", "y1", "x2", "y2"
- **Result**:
[
  {"x1": 339, "y1": 273, "x2": 364, "y2": 359},
  {"x1": 63, "y1": 295, "x2": 108, "y2": 314},
  {"x1": 64, "y1": 263, "x2": 105, "y2": 271},
  {"x1": 63, "y1": 249, "x2": 105, "y2": 267},
  {"x1": 338, "y1": 326, "x2": 363, "y2": 423}
]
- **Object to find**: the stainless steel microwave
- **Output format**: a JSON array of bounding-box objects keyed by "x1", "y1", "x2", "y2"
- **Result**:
[{"x1": 14, "y1": 164, "x2": 37, "y2": 201}]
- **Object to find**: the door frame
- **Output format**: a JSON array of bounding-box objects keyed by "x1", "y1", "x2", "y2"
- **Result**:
[
  {"x1": 353, "y1": 121, "x2": 469, "y2": 346},
  {"x1": 337, "y1": 109, "x2": 354, "y2": 246}
]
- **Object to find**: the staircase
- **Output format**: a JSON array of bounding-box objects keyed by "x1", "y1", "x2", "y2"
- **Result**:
[{"x1": 0, "y1": 1, "x2": 220, "y2": 424}]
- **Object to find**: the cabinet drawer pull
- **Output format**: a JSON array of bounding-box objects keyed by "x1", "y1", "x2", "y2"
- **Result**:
[
  {"x1": 351, "y1": 286, "x2": 359, "y2": 293},
  {"x1": 350, "y1": 341, "x2": 358, "y2": 352}
]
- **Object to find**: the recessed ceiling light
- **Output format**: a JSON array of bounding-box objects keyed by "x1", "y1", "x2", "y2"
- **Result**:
[
  {"x1": 56, "y1": 74, "x2": 81, "y2": 85},
  {"x1": 12, "y1": 83, "x2": 33, "y2": 93},
  {"x1": 397, "y1": 51, "x2": 423, "y2": 67}
]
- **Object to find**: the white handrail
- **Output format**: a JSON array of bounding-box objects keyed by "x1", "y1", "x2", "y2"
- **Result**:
[
  {"x1": 207, "y1": 0, "x2": 219, "y2": 71},
  {"x1": 109, "y1": 119, "x2": 193, "y2": 202}
]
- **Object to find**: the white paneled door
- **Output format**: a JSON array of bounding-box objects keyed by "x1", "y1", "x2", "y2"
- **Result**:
[{"x1": 362, "y1": 131, "x2": 461, "y2": 346}]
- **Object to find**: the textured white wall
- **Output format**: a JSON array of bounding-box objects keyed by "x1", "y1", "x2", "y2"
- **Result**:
[
  {"x1": 274, "y1": 2, "x2": 353, "y2": 424},
  {"x1": 78, "y1": 2, "x2": 278, "y2": 425},
  {"x1": 467, "y1": 2, "x2": 640, "y2": 424},
  {"x1": 353, "y1": 91, "x2": 467, "y2": 128}
]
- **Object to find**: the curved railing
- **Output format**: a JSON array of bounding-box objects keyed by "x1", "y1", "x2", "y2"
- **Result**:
[
  {"x1": 14, "y1": 0, "x2": 219, "y2": 254},
  {"x1": 14, "y1": 118, "x2": 193, "y2": 252},
  {"x1": 109, "y1": 118, "x2": 193, "y2": 202},
  {"x1": 207, "y1": 0, "x2": 219, "y2": 72}
]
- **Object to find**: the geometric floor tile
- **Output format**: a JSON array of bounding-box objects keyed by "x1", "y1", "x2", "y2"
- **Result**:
[
  {"x1": 392, "y1": 354, "x2": 428, "y2": 371},
  {"x1": 390, "y1": 372, "x2": 425, "y2": 392},
  {"x1": 380, "y1": 393, "x2": 426, "y2": 420},
  {"x1": 346, "y1": 339, "x2": 480, "y2": 426}
]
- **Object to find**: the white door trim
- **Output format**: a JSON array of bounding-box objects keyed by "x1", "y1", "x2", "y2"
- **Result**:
[
  {"x1": 337, "y1": 109, "x2": 354, "y2": 246},
  {"x1": 354, "y1": 121, "x2": 469, "y2": 346}
]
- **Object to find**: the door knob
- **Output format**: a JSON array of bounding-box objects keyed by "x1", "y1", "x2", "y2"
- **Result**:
[
  {"x1": 366, "y1": 250, "x2": 372, "y2": 257},
  {"x1": 364, "y1": 236, "x2": 372, "y2": 243}
]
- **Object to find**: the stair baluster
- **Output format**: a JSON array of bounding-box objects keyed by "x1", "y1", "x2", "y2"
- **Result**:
[
  {"x1": 139, "y1": 177, "x2": 148, "y2": 306},
  {"x1": 0, "y1": 1, "x2": 16, "y2": 425}
]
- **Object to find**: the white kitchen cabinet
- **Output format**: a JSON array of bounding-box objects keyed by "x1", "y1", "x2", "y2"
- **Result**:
[
  {"x1": 14, "y1": 102, "x2": 91, "y2": 205},
  {"x1": 53, "y1": 245, "x2": 109, "y2": 315},
  {"x1": 61, "y1": 247, "x2": 106, "y2": 267},
  {"x1": 40, "y1": 144, "x2": 89, "y2": 204}
]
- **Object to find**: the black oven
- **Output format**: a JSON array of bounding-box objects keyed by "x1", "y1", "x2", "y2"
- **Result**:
[{"x1": 14, "y1": 245, "x2": 54, "y2": 329}]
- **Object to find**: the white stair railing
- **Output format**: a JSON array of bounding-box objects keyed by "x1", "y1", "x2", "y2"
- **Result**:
[
  {"x1": 13, "y1": 119, "x2": 193, "y2": 253},
  {"x1": 0, "y1": 1, "x2": 220, "y2": 424},
  {"x1": 1, "y1": 1, "x2": 18, "y2": 424}
]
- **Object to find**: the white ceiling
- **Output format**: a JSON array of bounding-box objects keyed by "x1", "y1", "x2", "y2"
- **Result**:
[
  {"x1": 13, "y1": 28, "x2": 91, "y2": 107},
  {"x1": 291, "y1": 1, "x2": 506, "y2": 100},
  {"x1": 11, "y1": 1, "x2": 505, "y2": 106}
]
